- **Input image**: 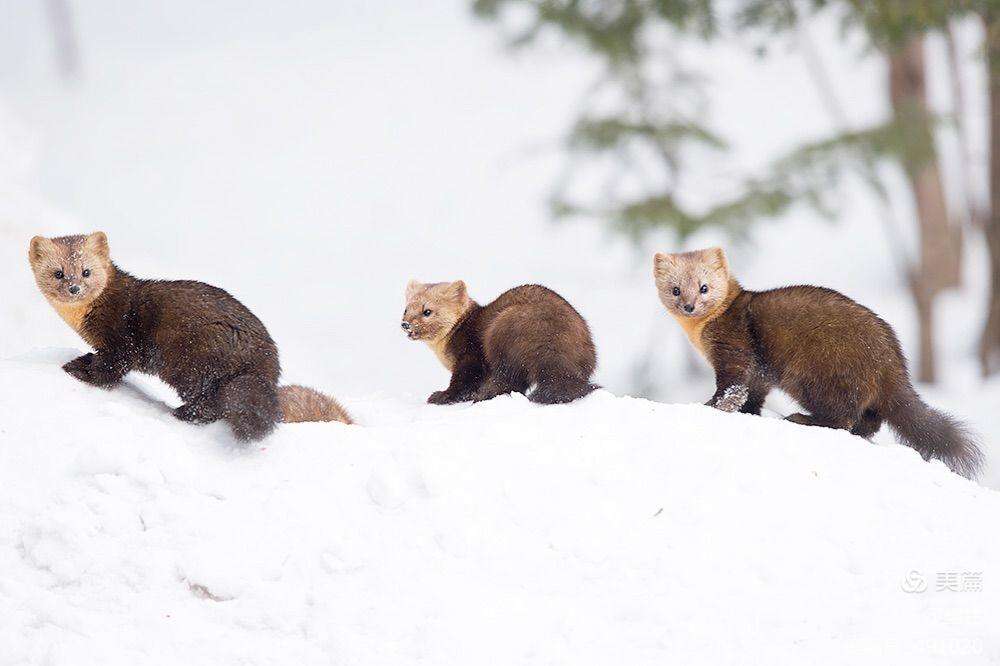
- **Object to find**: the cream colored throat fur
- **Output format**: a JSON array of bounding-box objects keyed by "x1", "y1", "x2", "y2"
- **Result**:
[
  {"x1": 49, "y1": 297, "x2": 91, "y2": 336},
  {"x1": 669, "y1": 280, "x2": 737, "y2": 359},
  {"x1": 424, "y1": 334, "x2": 456, "y2": 372},
  {"x1": 670, "y1": 310, "x2": 720, "y2": 359}
]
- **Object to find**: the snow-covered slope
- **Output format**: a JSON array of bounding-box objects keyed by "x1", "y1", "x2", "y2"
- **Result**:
[{"x1": 2, "y1": 350, "x2": 998, "y2": 665}]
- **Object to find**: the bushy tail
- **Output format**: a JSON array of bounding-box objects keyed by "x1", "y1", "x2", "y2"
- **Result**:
[
  {"x1": 278, "y1": 385, "x2": 353, "y2": 425},
  {"x1": 529, "y1": 377, "x2": 599, "y2": 405},
  {"x1": 886, "y1": 390, "x2": 983, "y2": 480},
  {"x1": 216, "y1": 374, "x2": 282, "y2": 442}
]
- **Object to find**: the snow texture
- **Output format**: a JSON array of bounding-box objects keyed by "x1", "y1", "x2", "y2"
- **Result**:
[
  {"x1": 1, "y1": 5, "x2": 999, "y2": 663},
  {"x1": 1, "y1": 351, "x2": 999, "y2": 665}
]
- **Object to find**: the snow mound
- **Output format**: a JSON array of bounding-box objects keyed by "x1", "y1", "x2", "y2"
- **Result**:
[{"x1": 1, "y1": 349, "x2": 998, "y2": 665}]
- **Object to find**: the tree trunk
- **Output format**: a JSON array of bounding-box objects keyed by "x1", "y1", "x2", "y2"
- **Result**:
[
  {"x1": 982, "y1": 11, "x2": 1000, "y2": 376},
  {"x1": 944, "y1": 23, "x2": 985, "y2": 230},
  {"x1": 887, "y1": 37, "x2": 962, "y2": 383},
  {"x1": 911, "y1": 273, "x2": 936, "y2": 384}
]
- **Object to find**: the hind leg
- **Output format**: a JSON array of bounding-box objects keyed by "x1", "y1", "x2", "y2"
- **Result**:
[
  {"x1": 786, "y1": 378, "x2": 865, "y2": 432},
  {"x1": 785, "y1": 411, "x2": 856, "y2": 430},
  {"x1": 216, "y1": 373, "x2": 281, "y2": 441},
  {"x1": 173, "y1": 391, "x2": 221, "y2": 424},
  {"x1": 529, "y1": 374, "x2": 596, "y2": 404},
  {"x1": 850, "y1": 410, "x2": 883, "y2": 439},
  {"x1": 172, "y1": 376, "x2": 223, "y2": 424}
]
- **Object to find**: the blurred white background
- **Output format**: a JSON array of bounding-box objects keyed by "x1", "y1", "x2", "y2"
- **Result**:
[{"x1": 0, "y1": 2, "x2": 994, "y2": 481}]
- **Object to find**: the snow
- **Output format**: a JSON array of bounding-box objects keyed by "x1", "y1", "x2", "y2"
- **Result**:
[
  {"x1": 2, "y1": 349, "x2": 999, "y2": 665},
  {"x1": 1, "y1": 2, "x2": 1000, "y2": 662}
]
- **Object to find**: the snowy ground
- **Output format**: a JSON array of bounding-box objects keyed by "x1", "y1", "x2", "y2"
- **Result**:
[
  {"x1": 2, "y1": 2, "x2": 1000, "y2": 663},
  {"x1": 2, "y1": 351, "x2": 999, "y2": 665}
]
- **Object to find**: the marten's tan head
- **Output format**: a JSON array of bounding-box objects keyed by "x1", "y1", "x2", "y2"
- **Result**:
[
  {"x1": 401, "y1": 280, "x2": 473, "y2": 343},
  {"x1": 654, "y1": 247, "x2": 731, "y2": 319},
  {"x1": 29, "y1": 232, "x2": 113, "y2": 307}
]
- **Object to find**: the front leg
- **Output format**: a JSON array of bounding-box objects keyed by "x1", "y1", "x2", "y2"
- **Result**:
[
  {"x1": 738, "y1": 386, "x2": 768, "y2": 415},
  {"x1": 709, "y1": 383, "x2": 751, "y2": 413},
  {"x1": 428, "y1": 356, "x2": 485, "y2": 405},
  {"x1": 62, "y1": 352, "x2": 95, "y2": 378},
  {"x1": 705, "y1": 344, "x2": 755, "y2": 414},
  {"x1": 63, "y1": 349, "x2": 132, "y2": 388}
]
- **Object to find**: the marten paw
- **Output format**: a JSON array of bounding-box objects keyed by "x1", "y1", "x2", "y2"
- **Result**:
[
  {"x1": 62, "y1": 354, "x2": 124, "y2": 388},
  {"x1": 427, "y1": 390, "x2": 452, "y2": 405},
  {"x1": 62, "y1": 354, "x2": 96, "y2": 382},
  {"x1": 173, "y1": 402, "x2": 219, "y2": 424},
  {"x1": 712, "y1": 384, "x2": 750, "y2": 413},
  {"x1": 428, "y1": 390, "x2": 466, "y2": 405}
]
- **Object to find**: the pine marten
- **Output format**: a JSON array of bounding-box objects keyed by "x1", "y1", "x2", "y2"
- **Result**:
[
  {"x1": 402, "y1": 280, "x2": 598, "y2": 404},
  {"x1": 653, "y1": 247, "x2": 983, "y2": 479},
  {"x1": 28, "y1": 232, "x2": 351, "y2": 441}
]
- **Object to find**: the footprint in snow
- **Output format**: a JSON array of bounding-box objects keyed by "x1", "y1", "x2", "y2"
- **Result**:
[{"x1": 366, "y1": 456, "x2": 429, "y2": 510}]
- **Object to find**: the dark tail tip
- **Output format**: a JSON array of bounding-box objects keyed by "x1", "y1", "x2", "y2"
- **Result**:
[
  {"x1": 529, "y1": 378, "x2": 599, "y2": 405},
  {"x1": 216, "y1": 374, "x2": 281, "y2": 442},
  {"x1": 931, "y1": 418, "x2": 984, "y2": 480},
  {"x1": 887, "y1": 395, "x2": 983, "y2": 480}
]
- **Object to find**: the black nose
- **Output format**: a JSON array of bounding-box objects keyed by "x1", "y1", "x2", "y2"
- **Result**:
[
  {"x1": 68, "y1": 285, "x2": 80, "y2": 295},
  {"x1": 683, "y1": 303, "x2": 694, "y2": 313},
  {"x1": 401, "y1": 321, "x2": 410, "y2": 330}
]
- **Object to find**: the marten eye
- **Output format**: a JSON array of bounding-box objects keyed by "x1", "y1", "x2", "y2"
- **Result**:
[
  {"x1": 699, "y1": 284, "x2": 708, "y2": 294},
  {"x1": 82, "y1": 269, "x2": 91, "y2": 278},
  {"x1": 54, "y1": 270, "x2": 64, "y2": 280},
  {"x1": 671, "y1": 287, "x2": 680, "y2": 297},
  {"x1": 422, "y1": 309, "x2": 433, "y2": 317}
]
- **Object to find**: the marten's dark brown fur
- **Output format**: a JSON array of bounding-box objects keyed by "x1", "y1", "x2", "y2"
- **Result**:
[
  {"x1": 29, "y1": 232, "x2": 351, "y2": 441},
  {"x1": 654, "y1": 247, "x2": 982, "y2": 479},
  {"x1": 402, "y1": 281, "x2": 598, "y2": 404}
]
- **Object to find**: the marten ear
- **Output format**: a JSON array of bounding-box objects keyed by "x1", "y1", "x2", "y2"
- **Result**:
[
  {"x1": 653, "y1": 252, "x2": 675, "y2": 276},
  {"x1": 28, "y1": 236, "x2": 55, "y2": 267},
  {"x1": 446, "y1": 280, "x2": 468, "y2": 303},
  {"x1": 405, "y1": 279, "x2": 423, "y2": 301},
  {"x1": 702, "y1": 247, "x2": 729, "y2": 274},
  {"x1": 84, "y1": 231, "x2": 110, "y2": 261}
]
